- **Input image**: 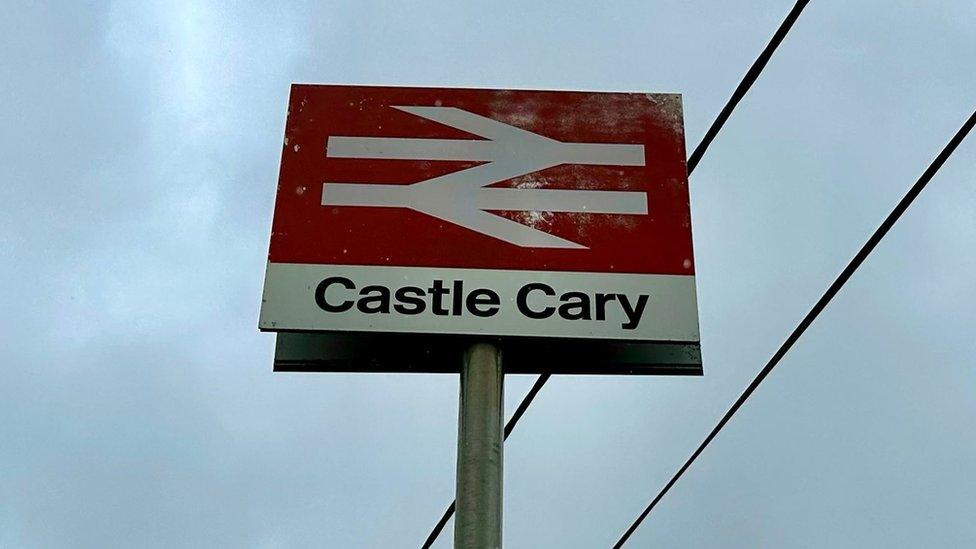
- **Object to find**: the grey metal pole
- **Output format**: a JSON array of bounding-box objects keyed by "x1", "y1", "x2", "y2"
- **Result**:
[{"x1": 455, "y1": 342, "x2": 504, "y2": 549}]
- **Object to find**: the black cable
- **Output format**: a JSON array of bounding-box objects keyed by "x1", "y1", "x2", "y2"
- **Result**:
[
  {"x1": 614, "y1": 108, "x2": 976, "y2": 547},
  {"x1": 687, "y1": 0, "x2": 810, "y2": 173},
  {"x1": 421, "y1": 1, "x2": 811, "y2": 544},
  {"x1": 421, "y1": 374, "x2": 551, "y2": 548}
]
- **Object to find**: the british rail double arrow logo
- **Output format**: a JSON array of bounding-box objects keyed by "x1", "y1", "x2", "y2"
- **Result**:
[{"x1": 322, "y1": 106, "x2": 647, "y2": 249}]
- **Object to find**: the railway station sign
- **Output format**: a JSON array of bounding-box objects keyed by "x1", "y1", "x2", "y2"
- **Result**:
[{"x1": 260, "y1": 84, "x2": 699, "y2": 347}]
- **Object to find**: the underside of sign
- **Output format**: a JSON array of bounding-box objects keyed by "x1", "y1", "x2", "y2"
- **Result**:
[
  {"x1": 260, "y1": 84, "x2": 700, "y2": 371},
  {"x1": 273, "y1": 332, "x2": 702, "y2": 375}
]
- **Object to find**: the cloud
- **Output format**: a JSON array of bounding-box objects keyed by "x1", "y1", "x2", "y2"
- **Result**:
[{"x1": 1, "y1": 1, "x2": 974, "y2": 547}]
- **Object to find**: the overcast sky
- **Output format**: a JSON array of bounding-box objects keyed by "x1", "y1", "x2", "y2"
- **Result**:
[{"x1": 2, "y1": 1, "x2": 975, "y2": 547}]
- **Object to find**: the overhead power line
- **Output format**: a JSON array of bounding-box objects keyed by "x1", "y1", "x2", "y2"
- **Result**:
[
  {"x1": 613, "y1": 108, "x2": 976, "y2": 547},
  {"x1": 420, "y1": 1, "x2": 812, "y2": 546},
  {"x1": 686, "y1": 0, "x2": 810, "y2": 172},
  {"x1": 421, "y1": 374, "x2": 550, "y2": 548}
]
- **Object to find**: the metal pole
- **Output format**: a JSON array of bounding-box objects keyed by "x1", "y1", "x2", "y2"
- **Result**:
[{"x1": 455, "y1": 342, "x2": 504, "y2": 549}]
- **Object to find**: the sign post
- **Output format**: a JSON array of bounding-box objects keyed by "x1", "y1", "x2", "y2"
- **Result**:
[
  {"x1": 259, "y1": 84, "x2": 702, "y2": 548},
  {"x1": 455, "y1": 343, "x2": 503, "y2": 549}
]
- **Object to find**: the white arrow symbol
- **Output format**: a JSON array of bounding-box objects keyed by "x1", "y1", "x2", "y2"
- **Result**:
[{"x1": 321, "y1": 105, "x2": 647, "y2": 249}]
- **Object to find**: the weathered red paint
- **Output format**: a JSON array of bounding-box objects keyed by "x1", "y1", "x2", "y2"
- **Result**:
[{"x1": 269, "y1": 84, "x2": 693, "y2": 275}]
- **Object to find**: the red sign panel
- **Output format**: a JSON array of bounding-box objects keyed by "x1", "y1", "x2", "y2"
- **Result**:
[{"x1": 261, "y1": 84, "x2": 698, "y2": 342}]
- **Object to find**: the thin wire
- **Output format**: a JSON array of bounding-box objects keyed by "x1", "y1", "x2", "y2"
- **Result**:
[
  {"x1": 688, "y1": 0, "x2": 811, "y2": 172},
  {"x1": 614, "y1": 108, "x2": 976, "y2": 547},
  {"x1": 421, "y1": 1, "x2": 811, "y2": 545},
  {"x1": 421, "y1": 374, "x2": 551, "y2": 548}
]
